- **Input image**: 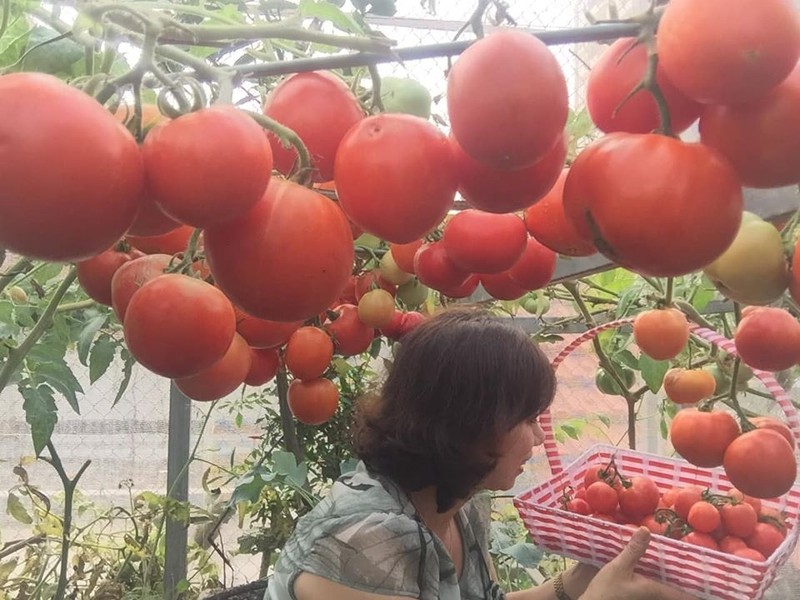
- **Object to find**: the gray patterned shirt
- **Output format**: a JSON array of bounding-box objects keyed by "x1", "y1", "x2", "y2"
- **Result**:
[{"x1": 265, "y1": 461, "x2": 505, "y2": 600}]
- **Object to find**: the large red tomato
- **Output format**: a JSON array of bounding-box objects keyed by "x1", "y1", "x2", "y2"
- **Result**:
[
  {"x1": 586, "y1": 37, "x2": 702, "y2": 134},
  {"x1": 127, "y1": 225, "x2": 194, "y2": 256},
  {"x1": 284, "y1": 326, "x2": 334, "y2": 381},
  {"x1": 288, "y1": 377, "x2": 339, "y2": 425},
  {"x1": 657, "y1": 0, "x2": 800, "y2": 105},
  {"x1": 234, "y1": 307, "x2": 302, "y2": 349},
  {"x1": 334, "y1": 114, "x2": 457, "y2": 243},
  {"x1": 110, "y1": 253, "x2": 173, "y2": 321},
  {"x1": 442, "y1": 210, "x2": 528, "y2": 274},
  {"x1": 123, "y1": 274, "x2": 236, "y2": 378},
  {"x1": 77, "y1": 246, "x2": 145, "y2": 306},
  {"x1": 447, "y1": 29, "x2": 568, "y2": 169},
  {"x1": 450, "y1": 133, "x2": 566, "y2": 213},
  {"x1": 0, "y1": 73, "x2": 143, "y2": 262},
  {"x1": 723, "y1": 429, "x2": 797, "y2": 498},
  {"x1": 734, "y1": 306, "x2": 800, "y2": 371},
  {"x1": 480, "y1": 271, "x2": 528, "y2": 301},
  {"x1": 126, "y1": 188, "x2": 181, "y2": 237},
  {"x1": 205, "y1": 178, "x2": 354, "y2": 322},
  {"x1": 507, "y1": 237, "x2": 557, "y2": 290},
  {"x1": 143, "y1": 106, "x2": 272, "y2": 228},
  {"x1": 325, "y1": 304, "x2": 375, "y2": 357},
  {"x1": 244, "y1": 348, "x2": 281, "y2": 386},
  {"x1": 523, "y1": 169, "x2": 596, "y2": 257},
  {"x1": 700, "y1": 64, "x2": 800, "y2": 189},
  {"x1": 175, "y1": 333, "x2": 252, "y2": 402},
  {"x1": 263, "y1": 71, "x2": 364, "y2": 182},
  {"x1": 563, "y1": 133, "x2": 743, "y2": 277},
  {"x1": 413, "y1": 242, "x2": 471, "y2": 292},
  {"x1": 670, "y1": 408, "x2": 740, "y2": 468}
]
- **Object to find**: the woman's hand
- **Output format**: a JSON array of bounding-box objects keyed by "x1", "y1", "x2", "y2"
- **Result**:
[{"x1": 580, "y1": 528, "x2": 697, "y2": 600}]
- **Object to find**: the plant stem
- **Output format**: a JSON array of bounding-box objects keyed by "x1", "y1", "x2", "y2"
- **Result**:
[
  {"x1": 276, "y1": 369, "x2": 304, "y2": 463},
  {"x1": 663, "y1": 276, "x2": 674, "y2": 306},
  {"x1": 41, "y1": 441, "x2": 92, "y2": 600},
  {"x1": 564, "y1": 281, "x2": 639, "y2": 448},
  {"x1": 235, "y1": 22, "x2": 642, "y2": 78},
  {"x1": 0, "y1": 269, "x2": 77, "y2": 391},
  {"x1": 55, "y1": 299, "x2": 96, "y2": 313},
  {"x1": 243, "y1": 110, "x2": 312, "y2": 184}
]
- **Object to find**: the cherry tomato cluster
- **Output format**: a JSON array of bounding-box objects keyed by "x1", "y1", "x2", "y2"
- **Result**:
[{"x1": 560, "y1": 458, "x2": 790, "y2": 562}]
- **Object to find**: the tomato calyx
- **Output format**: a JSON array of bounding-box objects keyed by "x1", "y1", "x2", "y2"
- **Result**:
[
  {"x1": 653, "y1": 507, "x2": 690, "y2": 538},
  {"x1": 558, "y1": 485, "x2": 577, "y2": 508},
  {"x1": 758, "y1": 513, "x2": 788, "y2": 534},
  {"x1": 701, "y1": 490, "x2": 739, "y2": 508}
]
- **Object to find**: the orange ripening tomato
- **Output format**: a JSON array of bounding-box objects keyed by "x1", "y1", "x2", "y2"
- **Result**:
[
  {"x1": 633, "y1": 309, "x2": 690, "y2": 361},
  {"x1": 670, "y1": 409, "x2": 740, "y2": 468},
  {"x1": 663, "y1": 368, "x2": 716, "y2": 405}
]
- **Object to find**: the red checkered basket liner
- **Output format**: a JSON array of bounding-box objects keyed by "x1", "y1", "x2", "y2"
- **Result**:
[{"x1": 513, "y1": 319, "x2": 800, "y2": 600}]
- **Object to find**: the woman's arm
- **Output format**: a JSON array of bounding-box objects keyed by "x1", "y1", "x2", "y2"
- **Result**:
[
  {"x1": 294, "y1": 572, "x2": 414, "y2": 600},
  {"x1": 505, "y1": 564, "x2": 596, "y2": 600}
]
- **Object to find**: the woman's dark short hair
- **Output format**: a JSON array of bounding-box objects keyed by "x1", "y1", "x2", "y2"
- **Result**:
[{"x1": 353, "y1": 307, "x2": 556, "y2": 512}]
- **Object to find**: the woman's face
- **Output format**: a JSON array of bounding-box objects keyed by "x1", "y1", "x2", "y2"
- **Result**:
[{"x1": 481, "y1": 417, "x2": 545, "y2": 491}]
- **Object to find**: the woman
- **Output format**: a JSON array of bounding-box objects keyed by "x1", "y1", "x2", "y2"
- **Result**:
[{"x1": 266, "y1": 309, "x2": 695, "y2": 600}]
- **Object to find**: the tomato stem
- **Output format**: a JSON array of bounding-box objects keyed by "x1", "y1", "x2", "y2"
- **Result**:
[{"x1": 243, "y1": 110, "x2": 313, "y2": 186}]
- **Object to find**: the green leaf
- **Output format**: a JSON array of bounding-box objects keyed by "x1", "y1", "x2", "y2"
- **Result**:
[
  {"x1": 0, "y1": 300, "x2": 16, "y2": 337},
  {"x1": 560, "y1": 423, "x2": 580, "y2": 440},
  {"x1": 21, "y1": 26, "x2": 84, "y2": 75},
  {"x1": 89, "y1": 335, "x2": 117, "y2": 383},
  {"x1": 615, "y1": 285, "x2": 642, "y2": 318},
  {"x1": 0, "y1": 558, "x2": 18, "y2": 585},
  {"x1": 273, "y1": 450, "x2": 308, "y2": 488},
  {"x1": 692, "y1": 279, "x2": 717, "y2": 311},
  {"x1": 0, "y1": 15, "x2": 32, "y2": 69},
  {"x1": 77, "y1": 314, "x2": 107, "y2": 366},
  {"x1": 299, "y1": 0, "x2": 365, "y2": 33},
  {"x1": 639, "y1": 354, "x2": 669, "y2": 393},
  {"x1": 597, "y1": 414, "x2": 611, "y2": 428},
  {"x1": 500, "y1": 543, "x2": 544, "y2": 568},
  {"x1": 231, "y1": 467, "x2": 276, "y2": 504},
  {"x1": 113, "y1": 348, "x2": 135, "y2": 407},
  {"x1": 6, "y1": 492, "x2": 32, "y2": 525},
  {"x1": 32, "y1": 262, "x2": 64, "y2": 287},
  {"x1": 33, "y1": 360, "x2": 83, "y2": 414},
  {"x1": 368, "y1": 337, "x2": 382, "y2": 359},
  {"x1": 21, "y1": 385, "x2": 57, "y2": 455},
  {"x1": 26, "y1": 336, "x2": 67, "y2": 364},
  {"x1": 614, "y1": 349, "x2": 639, "y2": 370},
  {"x1": 332, "y1": 357, "x2": 352, "y2": 377}
]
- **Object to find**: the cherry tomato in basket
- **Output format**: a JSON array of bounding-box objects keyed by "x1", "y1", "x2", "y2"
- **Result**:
[
  {"x1": 719, "y1": 535, "x2": 748, "y2": 554},
  {"x1": 682, "y1": 531, "x2": 720, "y2": 551},
  {"x1": 729, "y1": 489, "x2": 762, "y2": 514},
  {"x1": 566, "y1": 498, "x2": 592, "y2": 515},
  {"x1": 585, "y1": 481, "x2": 619, "y2": 515},
  {"x1": 734, "y1": 548, "x2": 767, "y2": 562},
  {"x1": 575, "y1": 487, "x2": 587, "y2": 501},
  {"x1": 674, "y1": 486, "x2": 705, "y2": 520},
  {"x1": 583, "y1": 462, "x2": 621, "y2": 489},
  {"x1": 618, "y1": 476, "x2": 660, "y2": 519},
  {"x1": 746, "y1": 522, "x2": 786, "y2": 558},
  {"x1": 641, "y1": 514, "x2": 669, "y2": 536},
  {"x1": 721, "y1": 502, "x2": 758, "y2": 539},
  {"x1": 660, "y1": 486, "x2": 681, "y2": 508},
  {"x1": 687, "y1": 501, "x2": 722, "y2": 534}
]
